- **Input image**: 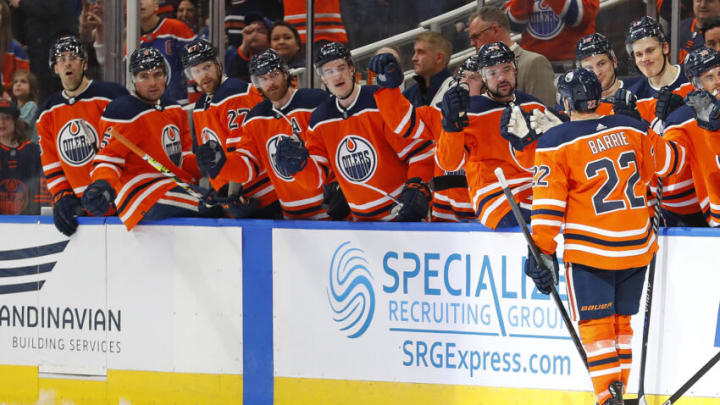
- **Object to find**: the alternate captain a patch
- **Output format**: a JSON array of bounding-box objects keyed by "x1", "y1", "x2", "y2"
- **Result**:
[{"x1": 335, "y1": 135, "x2": 377, "y2": 183}]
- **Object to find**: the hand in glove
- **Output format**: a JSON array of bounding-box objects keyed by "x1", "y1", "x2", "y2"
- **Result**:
[
  {"x1": 612, "y1": 88, "x2": 642, "y2": 121},
  {"x1": 524, "y1": 247, "x2": 560, "y2": 295},
  {"x1": 53, "y1": 192, "x2": 82, "y2": 236},
  {"x1": 655, "y1": 85, "x2": 685, "y2": 121},
  {"x1": 274, "y1": 135, "x2": 309, "y2": 177},
  {"x1": 685, "y1": 89, "x2": 720, "y2": 131},
  {"x1": 393, "y1": 177, "x2": 430, "y2": 222},
  {"x1": 196, "y1": 140, "x2": 227, "y2": 179},
  {"x1": 529, "y1": 108, "x2": 563, "y2": 134},
  {"x1": 81, "y1": 180, "x2": 116, "y2": 217},
  {"x1": 500, "y1": 105, "x2": 539, "y2": 151},
  {"x1": 368, "y1": 53, "x2": 404, "y2": 89},
  {"x1": 440, "y1": 84, "x2": 470, "y2": 132},
  {"x1": 323, "y1": 181, "x2": 350, "y2": 220}
]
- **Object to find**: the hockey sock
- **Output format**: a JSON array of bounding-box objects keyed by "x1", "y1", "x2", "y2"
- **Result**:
[
  {"x1": 614, "y1": 314, "x2": 633, "y2": 392},
  {"x1": 579, "y1": 316, "x2": 621, "y2": 405}
]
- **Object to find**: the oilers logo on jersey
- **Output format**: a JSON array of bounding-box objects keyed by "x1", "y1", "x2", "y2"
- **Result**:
[
  {"x1": 266, "y1": 134, "x2": 296, "y2": 181},
  {"x1": 57, "y1": 119, "x2": 98, "y2": 167},
  {"x1": 161, "y1": 125, "x2": 183, "y2": 166},
  {"x1": 0, "y1": 179, "x2": 29, "y2": 214},
  {"x1": 335, "y1": 135, "x2": 378, "y2": 183},
  {"x1": 528, "y1": 0, "x2": 564, "y2": 40},
  {"x1": 200, "y1": 127, "x2": 221, "y2": 145}
]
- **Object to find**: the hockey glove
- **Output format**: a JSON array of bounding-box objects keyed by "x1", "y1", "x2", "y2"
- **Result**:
[
  {"x1": 196, "y1": 140, "x2": 227, "y2": 179},
  {"x1": 500, "y1": 105, "x2": 539, "y2": 151},
  {"x1": 81, "y1": 180, "x2": 116, "y2": 217},
  {"x1": 612, "y1": 88, "x2": 642, "y2": 121},
  {"x1": 685, "y1": 90, "x2": 720, "y2": 131},
  {"x1": 274, "y1": 135, "x2": 309, "y2": 177},
  {"x1": 394, "y1": 177, "x2": 430, "y2": 222},
  {"x1": 655, "y1": 86, "x2": 685, "y2": 122},
  {"x1": 368, "y1": 53, "x2": 404, "y2": 89},
  {"x1": 529, "y1": 108, "x2": 564, "y2": 134},
  {"x1": 440, "y1": 84, "x2": 470, "y2": 132},
  {"x1": 223, "y1": 194, "x2": 259, "y2": 218},
  {"x1": 53, "y1": 192, "x2": 82, "y2": 236},
  {"x1": 323, "y1": 181, "x2": 350, "y2": 220},
  {"x1": 523, "y1": 247, "x2": 560, "y2": 295}
]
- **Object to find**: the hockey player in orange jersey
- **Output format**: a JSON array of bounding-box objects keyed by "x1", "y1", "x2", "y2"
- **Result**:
[
  {"x1": 37, "y1": 36, "x2": 128, "y2": 236},
  {"x1": 182, "y1": 38, "x2": 281, "y2": 218},
  {"x1": 81, "y1": 48, "x2": 220, "y2": 230},
  {"x1": 273, "y1": 42, "x2": 434, "y2": 221},
  {"x1": 194, "y1": 48, "x2": 350, "y2": 220},
  {"x1": 368, "y1": 52, "x2": 482, "y2": 222},
  {"x1": 436, "y1": 42, "x2": 546, "y2": 229},
  {"x1": 666, "y1": 46, "x2": 720, "y2": 227},
  {"x1": 525, "y1": 68, "x2": 684, "y2": 405}
]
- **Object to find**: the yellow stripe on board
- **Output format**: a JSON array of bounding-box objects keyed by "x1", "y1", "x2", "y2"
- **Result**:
[
  {"x1": 275, "y1": 377, "x2": 720, "y2": 405},
  {"x1": 0, "y1": 365, "x2": 242, "y2": 405}
]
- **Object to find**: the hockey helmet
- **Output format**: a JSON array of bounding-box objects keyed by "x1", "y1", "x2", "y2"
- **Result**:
[
  {"x1": 477, "y1": 42, "x2": 515, "y2": 69},
  {"x1": 129, "y1": 47, "x2": 167, "y2": 77},
  {"x1": 685, "y1": 46, "x2": 720, "y2": 87},
  {"x1": 315, "y1": 41, "x2": 353, "y2": 70},
  {"x1": 182, "y1": 38, "x2": 219, "y2": 70},
  {"x1": 556, "y1": 68, "x2": 602, "y2": 112},
  {"x1": 626, "y1": 16, "x2": 666, "y2": 56},
  {"x1": 249, "y1": 49, "x2": 289, "y2": 88},
  {"x1": 455, "y1": 54, "x2": 482, "y2": 81},
  {"x1": 575, "y1": 33, "x2": 615, "y2": 65},
  {"x1": 49, "y1": 35, "x2": 87, "y2": 70}
]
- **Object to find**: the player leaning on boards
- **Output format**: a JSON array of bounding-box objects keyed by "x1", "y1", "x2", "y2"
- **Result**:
[
  {"x1": 435, "y1": 42, "x2": 546, "y2": 229},
  {"x1": 182, "y1": 38, "x2": 281, "y2": 219},
  {"x1": 273, "y1": 42, "x2": 435, "y2": 221},
  {"x1": 367, "y1": 52, "x2": 482, "y2": 222},
  {"x1": 81, "y1": 48, "x2": 219, "y2": 230},
  {"x1": 195, "y1": 48, "x2": 350, "y2": 220},
  {"x1": 522, "y1": 68, "x2": 684, "y2": 405},
  {"x1": 665, "y1": 46, "x2": 720, "y2": 227},
  {"x1": 37, "y1": 35, "x2": 128, "y2": 236}
]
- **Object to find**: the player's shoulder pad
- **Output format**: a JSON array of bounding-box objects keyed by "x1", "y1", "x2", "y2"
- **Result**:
[
  {"x1": 309, "y1": 85, "x2": 379, "y2": 128},
  {"x1": 87, "y1": 80, "x2": 129, "y2": 99},
  {"x1": 601, "y1": 114, "x2": 650, "y2": 132},
  {"x1": 102, "y1": 95, "x2": 156, "y2": 120},
  {"x1": 213, "y1": 78, "x2": 253, "y2": 103},
  {"x1": 467, "y1": 95, "x2": 499, "y2": 113},
  {"x1": 244, "y1": 99, "x2": 273, "y2": 123},
  {"x1": 514, "y1": 91, "x2": 544, "y2": 106},
  {"x1": 665, "y1": 104, "x2": 695, "y2": 127},
  {"x1": 538, "y1": 116, "x2": 647, "y2": 149}
]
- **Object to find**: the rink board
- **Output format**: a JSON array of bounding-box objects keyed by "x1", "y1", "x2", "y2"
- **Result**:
[{"x1": 0, "y1": 217, "x2": 718, "y2": 404}]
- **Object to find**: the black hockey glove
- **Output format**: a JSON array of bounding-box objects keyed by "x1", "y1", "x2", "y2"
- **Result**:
[
  {"x1": 612, "y1": 88, "x2": 642, "y2": 121},
  {"x1": 53, "y1": 192, "x2": 82, "y2": 236},
  {"x1": 440, "y1": 84, "x2": 470, "y2": 132},
  {"x1": 685, "y1": 90, "x2": 720, "y2": 131},
  {"x1": 196, "y1": 140, "x2": 227, "y2": 179},
  {"x1": 368, "y1": 53, "x2": 404, "y2": 89},
  {"x1": 323, "y1": 181, "x2": 350, "y2": 220},
  {"x1": 500, "y1": 105, "x2": 540, "y2": 151},
  {"x1": 655, "y1": 86, "x2": 685, "y2": 122},
  {"x1": 274, "y1": 135, "x2": 309, "y2": 177},
  {"x1": 222, "y1": 194, "x2": 259, "y2": 218},
  {"x1": 82, "y1": 180, "x2": 116, "y2": 217},
  {"x1": 524, "y1": 247, "x2": 559, "y2": 295},
  {"x1": 394, "y1": 177, "x2": 430, "y2": 222}
]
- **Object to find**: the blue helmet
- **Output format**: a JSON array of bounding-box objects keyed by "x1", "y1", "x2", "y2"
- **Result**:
[
  {"x1": 49, "y1": 35, "x2": 87, "y2": 70},
  {"x1": 129, "y1": 47, "x2": 167, "y2": 76},
  {"x1": 315, "y1": 41, "x2": 353, "y2": 69},
  {"x1": 556, "y1": 68, "x2": 602, "y2": 112},
  {"x1": 575, "y1": 33, "x2": 615, "y2": 65},
  {"x1": 182, "y1": 38, "x2": 218, "y2": 69},
  {"x1": 685, "y1": 46, "x2": 720, "y2": 87},
  {"x1": 477, "y1": 42, "x2": 515, "y2": 69},
  {"x1": 626, "y1": 16, "x2": 666, "y2": 56}
]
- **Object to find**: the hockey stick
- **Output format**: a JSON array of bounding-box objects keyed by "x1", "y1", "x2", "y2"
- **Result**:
[
  {"x1": 494, "y1": 167, "x2": 588, "y2": 367},
  {"x1": 662, "y1": 350, "x2": 720, "y2": 404}
]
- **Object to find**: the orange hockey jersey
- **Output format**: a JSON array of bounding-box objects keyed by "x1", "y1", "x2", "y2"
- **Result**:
[
  {"x1": 293, "y1": 85, "x2": 435, "y2": 221},
  {"x1": 283, "y1": 0, "x2": 348, "y2": 44},
  {"x1": 192, "y1": 78, "x2": 276, "y2": 208},
  {"x1": 93, "y1": 95, "x2": 201, "y2": 230},
  {"x1": 374, "y1": 87, "x2": 476, "y2": 222},
  {"x1": 436, "y1": 92, "x2": 545, "y2": 229},
  {"x1": 36, "y1": 80, "x2": 128, "y2": 198},
  {"x1": 664, "y1": 105, "x2": 720, "y2": 227},
  {"x1": 225, "y1": 88, "x2": 332, "y2": 219},
  {"x1": 531, "y1": 114, "x2": 683, "y2": 269}
]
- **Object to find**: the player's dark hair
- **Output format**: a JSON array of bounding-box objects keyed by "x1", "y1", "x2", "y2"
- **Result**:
[{"x1": 701, "y1": 17, "x2": 720, "y2": 37}]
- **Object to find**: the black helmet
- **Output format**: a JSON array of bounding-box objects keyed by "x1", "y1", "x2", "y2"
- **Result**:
[
  {"x1": 626, "y1": 16, "x2": 666, "y2": 56},
  {"x1": 477, "y1": 42, "x2": 515, "y2": 69},
  {"x1": 182, "y1": 38, "x2": 218, "y2": 70},
  {"x1": 129, "y1": 47, "x2": 167, "y2": 76},
  {"x1": 455, "y1": 54, "x2": 482, "y2": 80},
  {"x1": 685, "y1": 46, "x2": 720, "y2": 87},
  {"x1": 556, "y1": 68, "x2": 602, "y2": 112},
  {"x1": 315, "y1": 42, "x2": 353, "y2": 69},
  {"x1": 49, "y1": 35, "x2": 87, "y2": 70},
  {"x1": 249, "y1": 49, "x2": 289, "y2": 88},
  {"x1": 575, "y1": 33, "x2": 615, "y2": 65}
]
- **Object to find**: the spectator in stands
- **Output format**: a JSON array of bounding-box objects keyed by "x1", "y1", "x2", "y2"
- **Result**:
[
  {"x1": 1, "y1": 1, "x2": 29, "y2": 99},
  {"x1": 139, "y1": 0, "x2": 196, "y2": 104},
  {"x1": 8, "y1": 0, "x2": 78, "y2": 101},
  {"x1": 77, "y1": 0, "x2": 104, "y2": 79},
  {"x1": 225, "y1": 0, "x2": 283, "y2": 49},
  {"x1": 504, "y1": 0, "x2": 599, "y2": 65},
  {"x1": 227, "y1": 11, "x2": 271, "y2": 82},
  {"x1": 702, "y1": 17, "x2": 720, "y2": 52},
  {"x1": 467, "y1": 7, "x2": 556, "y2": 107},
  {"x1": 270, "y1": 21, "x2": 304, "y2": 68},
  {"x1": 283, "y1": 0, "x2": 348, "y2": 46},
  {"x1": 176, "y1": 0, "x2": 200, "y2": 33},
  {"x1": 0, "y1": 99, "x2": 48, "y2": 215},
  {"x1": 10, "y1": 69, "x2": 38, "y2": 143},
  {"x1": 404, "y1": 31, "x2": 453, "y2": 107},
  {"x1": 678, "y1": 0, "x2": 720, "y2": 62}
]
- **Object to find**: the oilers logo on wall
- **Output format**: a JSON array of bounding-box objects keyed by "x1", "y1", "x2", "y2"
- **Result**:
[
  {"x1": 266, "y1": 135, "x2": 295, "y2": 181},
  {"x1": 335, "y1": 135, "x2": 377, "y2": 183},
  {"x1": 57, "y1": 119, "x2": 98, "y2": 167},
  {"x1": 200, "y1": 127, "x2": 221, "y2": 145},
  {"x1": 162, "y1": 125, "x2": 183, "y2": 166},
  {"x1": 527, "y1": 0, "x2": 564, "y2": 40}
]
